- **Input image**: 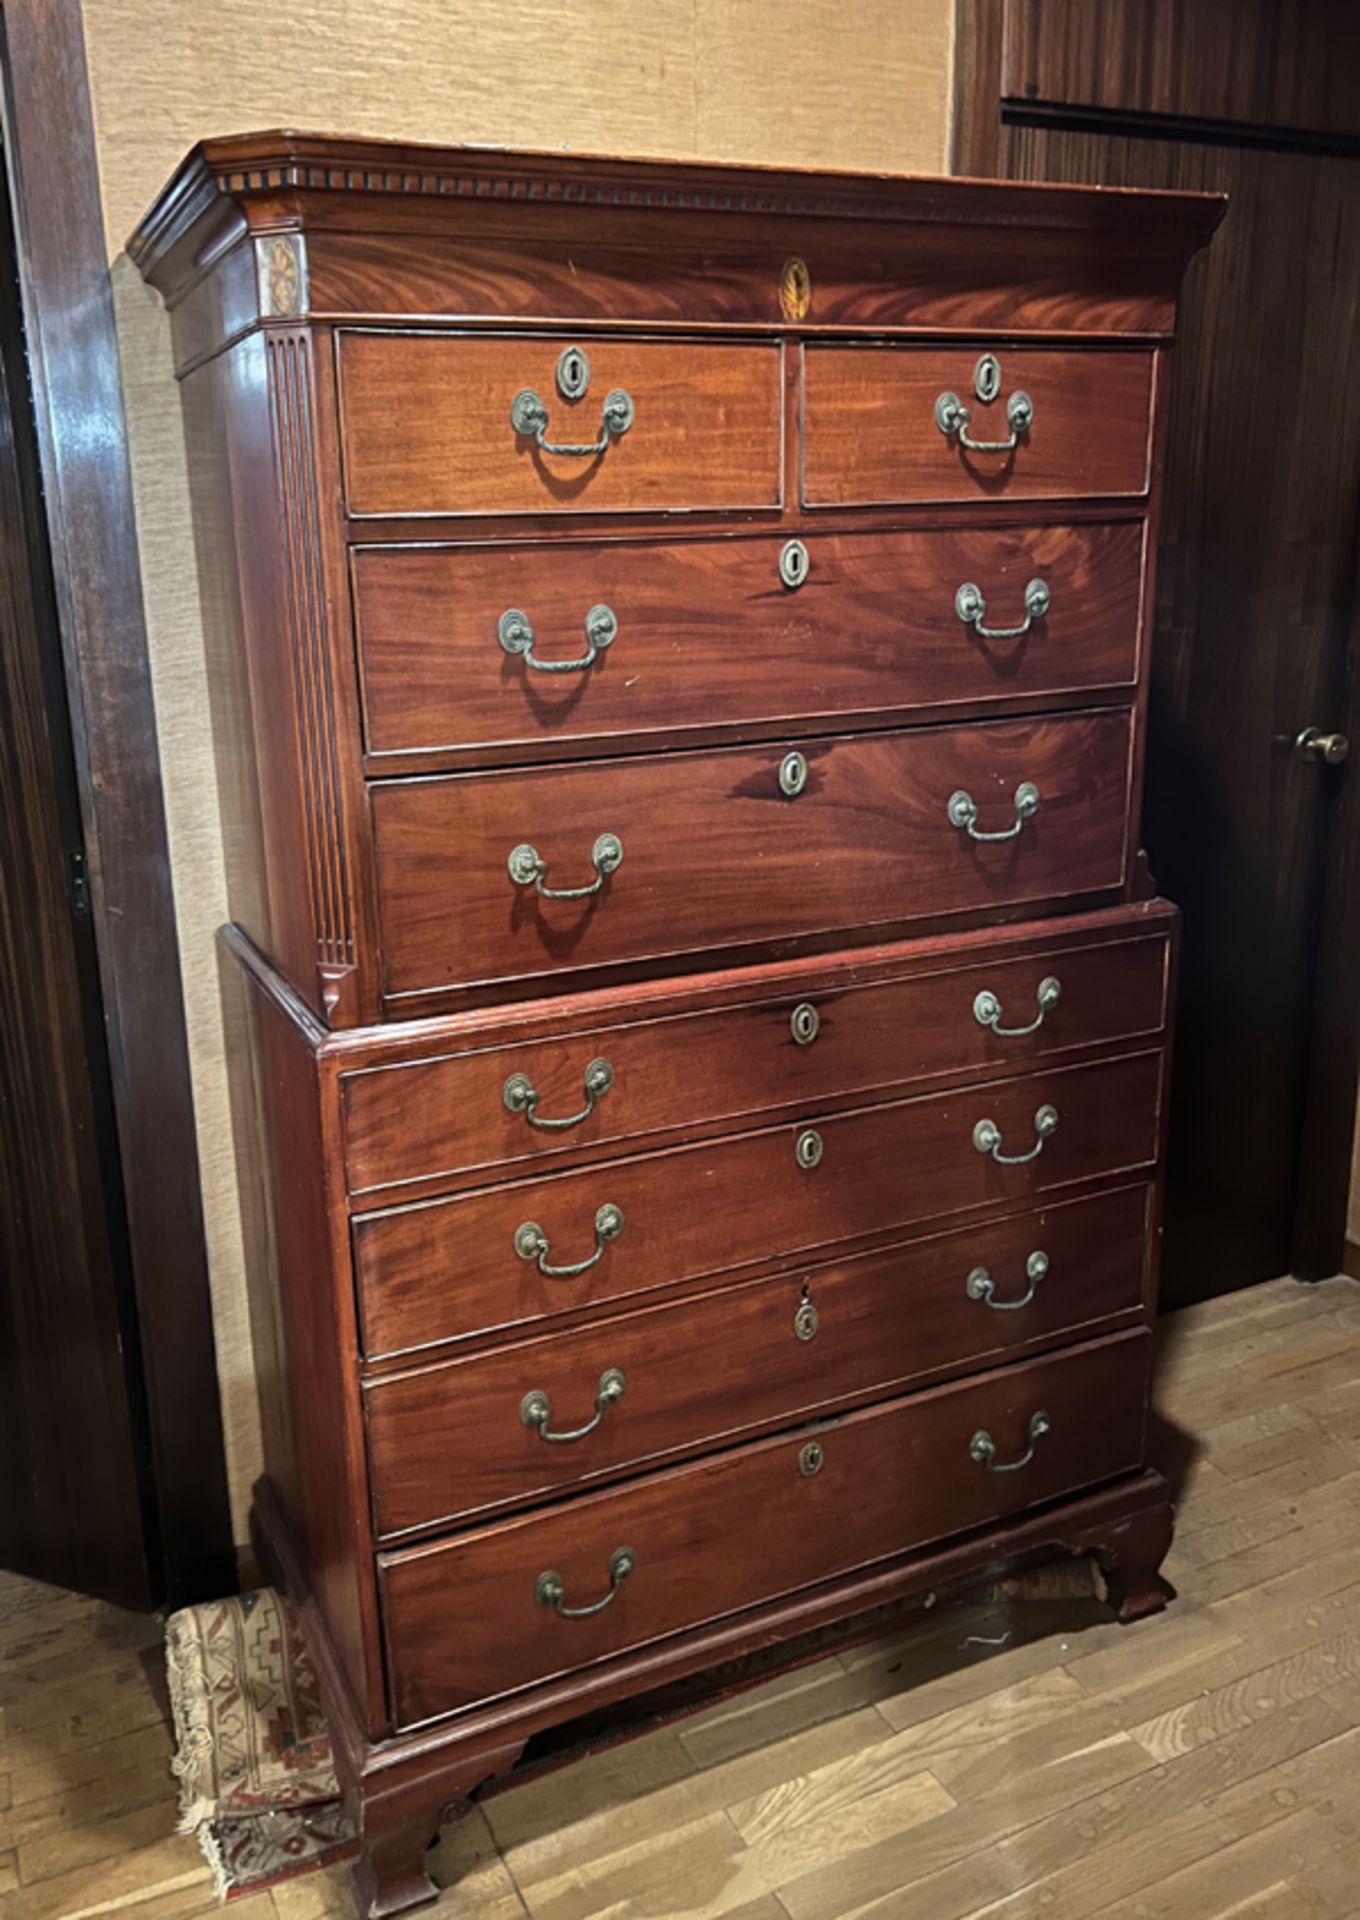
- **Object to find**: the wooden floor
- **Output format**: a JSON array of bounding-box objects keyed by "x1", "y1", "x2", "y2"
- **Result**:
[{"x1": 5, "y1": 1274, "x2": 1360, "y2": 1920}]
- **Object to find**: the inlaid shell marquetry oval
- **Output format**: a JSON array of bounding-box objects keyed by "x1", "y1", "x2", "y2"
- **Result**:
[{"x1": 779, "y1": 255, "x2": 811, "y2": 322}]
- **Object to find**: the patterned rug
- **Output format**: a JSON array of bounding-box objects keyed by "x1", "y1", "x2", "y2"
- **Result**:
[
  {"x1": 164, "y1": 1560, "x2": 1103, "y2": 1899},
  {"x1": 165, "y1": 1587, "x2": 356, "y2": 1898}
]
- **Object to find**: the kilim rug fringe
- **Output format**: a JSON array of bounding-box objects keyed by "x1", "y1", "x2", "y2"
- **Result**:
[{"x1": 164, "y1": 1588, "x2": 355, "y2": 1899}]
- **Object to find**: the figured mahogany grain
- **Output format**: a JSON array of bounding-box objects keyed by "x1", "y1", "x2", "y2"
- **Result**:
[
  {"x1": 341, "y1": 926, "x2": 1168, "y2": 1199},
  {"x1": 364, "y1": 1182, "x2": 1150, "y2": 1537},
  {"x1": 337, "y1": 333, "x2": 783, "y2": 518},
  {"x1": 369, "y1": 709, "x2": 1134, "y2": 1002},
  {"x1": 352, "y1": 1047, "x2": 1163, "y2": 1358},
  {"x1": 353, "y1": 520, "x2": 1146, "y2": 765},
  {"x1": 379, "y1": 1329, "x2": 1150, "y2": 1725},
  {"x1": 802, "y1": 345, "x2": 1154, "y2": 506},
  {"x1": 306, "y1": 225, "x2": 1188, "y2": 340},
  {"x1": 125, "y1": 135, "x2": 1225, "y2": 1920}
]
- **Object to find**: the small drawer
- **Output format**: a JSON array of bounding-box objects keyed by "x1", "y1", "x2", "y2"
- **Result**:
[
  {"x1": 369, "y1": 708, "x2": 1134, "y2": 1006},
  {"x1": 379, "y1": 1330, "x2": 1149, "y2": 1725},
  {"x1": 802, "y1": 347, "x2": 1154, "y2": 507},
  {"x1": 352, "y1": 1047, "x2": 1163, "y2": 1358},
  {"x1": 337, "y1": 333, "x2": 783, "y2": 518},
  {"x1": 341, "y1": 923, "x2": 1169, "y2": 1199},
  {"x1": 352, "y1": 521, "x2": 1146, "y2": 764},
  {"x1": 364, "y1": 1183, "x2": 1150, "y2": 1537}
]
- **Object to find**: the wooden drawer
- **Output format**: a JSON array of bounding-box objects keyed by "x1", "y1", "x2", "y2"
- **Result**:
[
  {"x1": 802, "y1": 347, "x2": 1154, "y2": 506},
  {"x1": 341, "y1": 924, "x2": 1169, "y2": 1200},
  {"x1": 365, "y1": 1183, "x2": 1150, "y2": 1536},
  {"x1": 370, "y1": 709, "x2": 1134, "y2": 1004},
  {"x1": 380, "y1": 1330, "x2": 1150, "y2": 1724},
  {"x1": 337, "y1": 333, "x2": 783, "y2": 518},
  {"x1": 353, "y1": 1047, "x2": 1162, "y2": 1358},
  {"x1": 352, "y1": 521, "x2": 1146, "y2": 764}
]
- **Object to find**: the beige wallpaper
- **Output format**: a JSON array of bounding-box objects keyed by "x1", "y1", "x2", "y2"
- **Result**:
[{"x1": 80, "y1": 0, "x2": 955, "y2": 1539}]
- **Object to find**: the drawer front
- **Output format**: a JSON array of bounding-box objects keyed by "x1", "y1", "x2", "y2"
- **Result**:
[
  {"x1": 353, "y1": 522, "x2": 1145, "y2": 762},
  {"x1": 353, "y1": 1048, "x2": 1163, "y2": 1357},
  {"x1": 342, "y1": 927, "x2": 1169, "y2": 1198},
  {"x1": 380, "y1": 1331, "x2": 1149, "y2": 1724},
  {"x1": 365, "y1": 1183, "x2": 1150, "y2": 1536},
  {"x1": 338, "y1": 334, "x2": 783, "y2": 518},
  {"x1": 802, "y1": 348, "x2": 1155, "y2": 507},
  {"x1": 370, "y1": 709, "x2": 1134, "y2": 1001}
]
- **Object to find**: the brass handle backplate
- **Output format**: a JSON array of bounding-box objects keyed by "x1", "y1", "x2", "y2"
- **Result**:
[
  {"x1": 508, "y1": 832, "x2": 623, "y2": 900},
  {"x1": 973, "y1": 976, "x2": 1061, "y2": 1038},
  {"x1": 534, "y1": 1545, "x2": 636, "y2": 1616},
  {"x1": 499, "y1": 603, "x2": 618, "y2": 674},
  {"x1": 970, "y1": 1410, "x2": 1051, "y2": 1472},
  {"x1": 520, "y1": 1368, "x2": 626, "y2": 1444},
  {"x1": 948, "y1": 782, "x2": 1040, "y2": 843},
  {"x1": 973, "y1": 1104, "x2": 1059, "y2": 1165},
  {"x1": 955, "y1": 577, "x2": 1050, "y2": 640},
  {"x1": 514, "y1": 1203, "x2": 624, "y2": 1277},
  {"x1": 503, "y1": 1058, "x2": 614, "y2": 1131},
  {"x1": 967, "y1": 1249, "x2": 1049, "y2": 1311},
  {"x1": 511, "y1": 385, "x2": 634, "y2": 457}
]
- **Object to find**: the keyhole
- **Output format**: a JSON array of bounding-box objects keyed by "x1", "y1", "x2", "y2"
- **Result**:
[
  {"x1": 556, "y1": 347, "x2": 591, "y2": 400},
  {"x1": 973, "y1": 353, "x2": 1002, "y2": 404},
  {"x1": 779, "y1": 539, "x2": 810, "y2": 589},
  {"x1": 794, "y1": 1282, "x2": 819, "y2": 1341}
]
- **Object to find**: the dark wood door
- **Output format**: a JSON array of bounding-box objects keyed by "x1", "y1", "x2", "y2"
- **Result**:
[
  {"x1": 954, "y1": 0, "x2": 1360, "y2": 1304},
  {"x1": 0, "y1": 175, "x2": 153, "y2": 1604}
]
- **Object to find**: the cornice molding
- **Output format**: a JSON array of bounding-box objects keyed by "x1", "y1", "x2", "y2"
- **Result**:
[{"x1": 129, "y1": 129, "x2": 1227, "y2": 292}]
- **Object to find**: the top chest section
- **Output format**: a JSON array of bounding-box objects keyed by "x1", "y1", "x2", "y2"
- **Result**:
[{"x1": 134, "y1": 142, "x2": 1222, "y2": 1026}]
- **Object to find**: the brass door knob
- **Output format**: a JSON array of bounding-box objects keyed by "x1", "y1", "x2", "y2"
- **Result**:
[{"x1": 1295, "y1": 727, "x2": 1350, "y2": 766}]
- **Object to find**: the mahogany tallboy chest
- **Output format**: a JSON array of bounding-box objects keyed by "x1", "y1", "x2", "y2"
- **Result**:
[{"x1": 132, "y1": 135, "x2": 1224, "y2": 1916}]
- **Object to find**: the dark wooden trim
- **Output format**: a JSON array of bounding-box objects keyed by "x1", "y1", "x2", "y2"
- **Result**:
[
  {"x1": 0, "y1": 0, "x2": 234, "y2": 1603},
  {"x1": 1291, "y1": 505, "x2": 1360, "y2": 1281},
  {"x1": 1001, "y1": 98, "x2": 1360, "y2": 160},
  {"x1": 1341, "y1": 1238, "x2": 1360, "y2": 1283},
  {"x1": 949, "y1": 0, "x2": 1007, "y2": 178}
]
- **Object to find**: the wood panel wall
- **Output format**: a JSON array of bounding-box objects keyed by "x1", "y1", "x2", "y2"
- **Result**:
[
  {"x1": 78, "y1": 0, "x2": 955, "y2": 1536},
  {"x1": 1001, "y1": 0, "x2": 1360, "y2": 139}
]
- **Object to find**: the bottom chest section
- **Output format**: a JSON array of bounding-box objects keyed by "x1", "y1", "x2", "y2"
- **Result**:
[{"x1": 242, "y1": 901, "x2": 1174, "y2": 1745}]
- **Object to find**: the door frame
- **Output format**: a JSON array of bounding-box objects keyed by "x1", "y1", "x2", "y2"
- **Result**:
[
  {"x1": 950, "y1": 0, "x2": 1360, "y2": 1283},
  {"x1": 0, "y1": 0, "x2": 234, "y2": 1602}
]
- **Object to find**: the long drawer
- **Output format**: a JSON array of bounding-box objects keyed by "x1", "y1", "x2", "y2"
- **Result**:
[
  {"x1": 802, "y1": 347, "x2": 1155, "y2": 506},
  {"x1": 353, "y1": 1048, "x2": 1163, "y2": 1358},
  {"x1": 352, "y1": 521, "x2": 1146, "y2": 764},
  {"x1": 337, "y1": 333, "x2": 784, "y2": 518},
  {"x1": 364, "y1": 1183, "x2": 1150, "y2": 1537},
  {"x1": 370, "y1": 708, "x2": 1134, "y2": 1003},
  {"x1": 341, "y1": 922, "x2": 1170, "y2": 1199},
  {"x1": 379, "y1": 1330, "x2": 1150, "y2": 1725}
]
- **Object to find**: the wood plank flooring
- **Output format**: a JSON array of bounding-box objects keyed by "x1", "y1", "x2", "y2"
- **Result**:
[{"x1": 4, "y1": 1274, "x2": 1360, "y2": 1920}]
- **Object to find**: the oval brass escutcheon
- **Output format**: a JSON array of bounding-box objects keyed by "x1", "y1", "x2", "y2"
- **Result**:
[
  {"x1": 973, "y1": 353, "x2": 1002, "y2": 404},
  {"x1": 790, "y1": 1001, "x2": 820, "y2": 1046},
  {"x1": 779, "y1": 538, "x2": 810, "y2": 589},
  {"x1": 793, "y1": 1295, "x2": 820, "y2": 1341},
  {"x1": 556, "y1": 345, "x2": 591, "y2": 400},
  {"x1": 795, "y1": 1127, "x2": 824, "y2": 1169},
  {"x1": 780, "y1": 751, "x2": 808, "y2": 797},
  {"x1": 799, "y1": 1440, "x2": 825, "y2": 1477}
]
